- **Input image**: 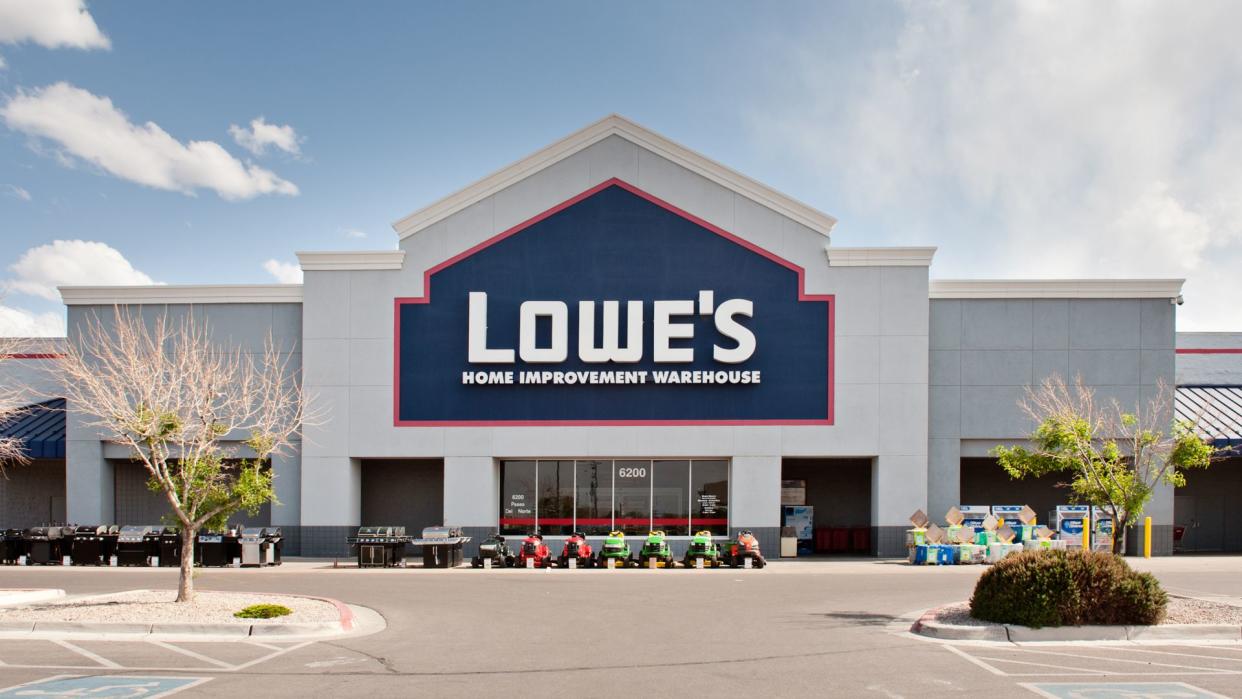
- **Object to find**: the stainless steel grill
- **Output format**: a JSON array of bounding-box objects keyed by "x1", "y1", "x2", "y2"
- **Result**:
[
  {"x1": 348, "y1": 526, "x2": 412, "y2": 568},
  {"x1": 410, "y1": 525, "x2": 470, "y2": 568}
]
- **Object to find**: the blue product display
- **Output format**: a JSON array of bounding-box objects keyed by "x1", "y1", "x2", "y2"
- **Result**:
[
  {"x1": 913, "y1": 544, "x2": 930, "y2": 565},
  {"x1": 933, "y1": 544, "x2": 956, "y2": 565}
]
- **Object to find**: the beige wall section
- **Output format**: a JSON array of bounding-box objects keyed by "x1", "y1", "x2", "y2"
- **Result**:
[{"x1": 301, "y1": 133, "x2": 931, "y2": 530}]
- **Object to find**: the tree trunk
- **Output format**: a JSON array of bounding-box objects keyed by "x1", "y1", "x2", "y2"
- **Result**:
[
  {"x1": 1112, "y1": 518, "x2": 1127, "y2": 556},
  {"x1": 176, "y1": 526, "x2": 196, "y2": 603}
]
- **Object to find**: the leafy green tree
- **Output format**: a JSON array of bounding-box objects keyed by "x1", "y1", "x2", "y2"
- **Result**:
[
  {"x1": 993, "y1": 375, "x2": 1213, "y2": 554},
  {"x1": 58, "y1": 309, "x2": 306, "y2": 601}
]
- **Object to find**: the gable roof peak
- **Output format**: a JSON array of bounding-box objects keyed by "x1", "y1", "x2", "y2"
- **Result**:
[{"x1": 391, "y1": 114, "x2": 836, "y2": 240}]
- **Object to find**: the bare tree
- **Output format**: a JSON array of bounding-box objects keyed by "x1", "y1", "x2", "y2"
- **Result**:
[
  {"x1": 0, "y1": 336, "x2": 34, "y2": 471},
  {"x1": 57, "y1": 308, "x2": 306, "y2": 602},
  {"x1": 994, "y1": 375, "x2": 1213, "y2": 554}
]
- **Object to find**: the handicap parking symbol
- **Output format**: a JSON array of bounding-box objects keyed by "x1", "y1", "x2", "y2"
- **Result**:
[
  {"x1": 0, "y1": 675, "x2": 211, "y2": 698},
  {"x1": 1021, "y1": 682, "x2": 1230, "y2": 699}
]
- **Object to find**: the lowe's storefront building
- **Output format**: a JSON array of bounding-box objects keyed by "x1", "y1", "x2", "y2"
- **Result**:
[{"x1": 7, "y1": 115, "x2": 1227, "y2": 558}]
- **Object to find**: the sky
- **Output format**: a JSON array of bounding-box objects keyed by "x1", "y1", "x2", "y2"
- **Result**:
[{"x1": 1, "y1": 0, "x2": 1240, "y2": 336}]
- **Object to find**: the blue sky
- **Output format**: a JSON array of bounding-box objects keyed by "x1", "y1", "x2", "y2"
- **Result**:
[{"x1": 2, "y1": 1, "x2": 1240, "y2": 334}]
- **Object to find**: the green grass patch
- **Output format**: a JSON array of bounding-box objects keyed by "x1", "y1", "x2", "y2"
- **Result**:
[{"x1": 234, "y1": 603, "x2": 293, "y2": 619}]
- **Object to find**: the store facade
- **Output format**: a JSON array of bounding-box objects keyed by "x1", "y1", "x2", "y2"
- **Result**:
[{"x1": 8, "y1": 116, "x2": 1192, "y2": 556}]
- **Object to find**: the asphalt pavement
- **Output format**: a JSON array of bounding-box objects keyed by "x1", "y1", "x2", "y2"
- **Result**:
[{"x1": 2, "y1": 556, "x2": 1241, "y2": 698}]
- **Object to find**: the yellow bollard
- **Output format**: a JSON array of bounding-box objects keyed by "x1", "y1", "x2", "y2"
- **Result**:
[
  {"x1": 1144, "y1": 516, "x2": 1152, "y2": 558},
  {"x1": 1082, "y1": 518, "x2": 1090, "y2": 551}
]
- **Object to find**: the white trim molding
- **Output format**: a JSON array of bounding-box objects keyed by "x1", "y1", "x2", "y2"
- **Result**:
[
  {"x1": 297, "y1": 250, "x2": 405, "y2": 271},
  {"x1": 827, "y1": 247, "x2": 937, "y2": 267},
  {"x1": 391, "y1": 114, "x2": 838, "y2": 240},
  {"x1": 59, "y1": 284, "x2": 304, "y2": 305},
  {"x1": 929, "y1": 279, "x2": 1185, "y2": 299}
]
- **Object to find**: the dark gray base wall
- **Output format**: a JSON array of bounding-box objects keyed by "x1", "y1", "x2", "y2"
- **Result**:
[
  {"x1": 1124, "y1": 524, "x2": 1174, "y2": 557},
  {"x1": 460, "y1": 526, "x2": 494, "y2": 559},
  {"x1": 294, "y1": 525, "x2": 354, "y2": 557},
  {"x1": 873, "y1": 526, "x2": 908, "y2": 557}
]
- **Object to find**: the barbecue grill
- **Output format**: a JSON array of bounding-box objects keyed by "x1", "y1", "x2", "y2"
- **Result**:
[
  {"x1": 348, "y1": 526, "x2": 412, "y2": 568},
  {"x1": 410, "y1": 525, "x2": 470, "y2": 568},
  {"x1": 24, "y1": 526, "x2": 72, "y2": 565},
  {"x1": 195, "y1": 527, "x2": 240, "y2": 567},
  {"x1": 2, "y1": 528, "x2": 26, "y2": 564},
  {"x1": 156, "y1": 528, "x2": 182, "y2": 567},
  {"x1": 116, "y1": 525, "x2": 159, "y2": 566},
  {"x1": 262, "y1": 527, "x2": 283, "y2": 565},
  {"x1": 239, "y1": 526, "x2": 282, "y2": 566},
  {"x1": 70, "y1": 525, "x2": 109, "y2": 565}
]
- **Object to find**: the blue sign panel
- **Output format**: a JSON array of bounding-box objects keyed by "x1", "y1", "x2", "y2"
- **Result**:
[
  {"x1": 395, "y1": 179, "x2": 833, "y2": 424},
  {"x1": 0, "y1": 675, "x2": 211, "y2": 698},
  {"x1": 1022, "y1": 682, "x2": 1229, "y2": 699}
]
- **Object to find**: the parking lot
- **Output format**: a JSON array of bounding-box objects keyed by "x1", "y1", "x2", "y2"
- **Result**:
[{"x1": 2, "y1": 557, "x2": 1241, "y2": 697}]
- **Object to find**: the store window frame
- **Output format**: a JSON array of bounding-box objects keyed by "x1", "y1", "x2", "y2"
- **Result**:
[{"x1": 498, "y1": 458, "x2": 730, "y2": 538}]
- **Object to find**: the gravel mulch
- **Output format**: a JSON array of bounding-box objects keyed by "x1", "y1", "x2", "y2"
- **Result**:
[
  {"x1": 932, "y1": 596, "x2": 1242, "y2": 626},
  {"x1": 0, "y1": 589, "x2": 339, "y2": 625}
]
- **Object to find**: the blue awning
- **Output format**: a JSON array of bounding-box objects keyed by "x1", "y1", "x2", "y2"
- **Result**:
[
  {"x1": 0, "y1": 398, "x2": 65, "y2": 459},
  {"x1": 1175, "y1": 386, "x2": 1242, "y2": 452}
]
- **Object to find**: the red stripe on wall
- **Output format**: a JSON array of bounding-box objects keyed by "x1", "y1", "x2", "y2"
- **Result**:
[
  {"x1": 1177, "y1": 349, "x2": 1242, "y2": 354},
  {"x1": 500, "y1": 518, "x2": 728, "y2": 527}
]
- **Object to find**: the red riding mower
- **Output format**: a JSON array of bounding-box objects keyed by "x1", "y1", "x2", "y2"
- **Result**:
[
  {"x1": 515, "y1": 533, "x2": 555, "y2": 568},
  {"x1": 556, "y1": 531, "x2": 594, "y2": 568},
  {"x1": 722, "y1": 529, "x2": 767, "y2": 568}
]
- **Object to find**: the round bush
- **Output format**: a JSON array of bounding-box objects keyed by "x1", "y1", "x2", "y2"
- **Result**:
[
  {"x1": 969, "y1": 549, "x2": 1166, "y2": 628},
  {"x1": 234, "y1": 603, "x2": 293, "y2": 619}
]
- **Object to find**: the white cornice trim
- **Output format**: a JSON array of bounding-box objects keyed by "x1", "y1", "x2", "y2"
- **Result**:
[
  {"x1": 929, "y1": 279, "x2": 1185, "y2": 299},
  {"x1": 297, "y1": 250, "x2": 405, "y2": 271},
  {"x1": 827, "y1": 247, "x2": 937, "y2": 267},
  {"x1": 59, "y1": 285, "x2": 304, "y2": 305},
  {"x1": 391, "y1": 114, "x2": 838, "y2": 240}
]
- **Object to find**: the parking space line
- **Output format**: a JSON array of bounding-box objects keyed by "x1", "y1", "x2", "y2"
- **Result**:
[
  {"x1": 229, "y1": 640, "x2": 315, "y2": 671},
  {"x1": 52, "y1": 639, "x2": 122, "y2": 668},
  {"x1": 1112, "y1": 646, "x2": 1242, "y2": 664},
  {"x1": 999, "y1": 647, "x2": 1239, "y2": 673},
  {"x1": 970, "y1": 655, "x2": 1121, "y2": 675},
  {"x1": 943, "y1": 644, "x2": 1009, "y2": 676},
  {"x1": 147, "y1": 640, "x2": 235, "y2": 669},
  {"x1": 243, "y1": 640, "x2": 286, "y2": 651}
]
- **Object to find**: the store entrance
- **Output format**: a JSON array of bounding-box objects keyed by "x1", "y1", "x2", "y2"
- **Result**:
[
  {"x1": 1174, "y1": 456, "x2": 1241, "y2": 553},
  {"x1": 360, "y1": 459, "x2": 444, "y2": 535},
  {"x1": 779, "y1": 458, "x2": 872, "y2": 555}
]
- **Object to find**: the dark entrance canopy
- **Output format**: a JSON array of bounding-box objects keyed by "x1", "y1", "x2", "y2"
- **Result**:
[{"x1": 0, "y1": 398, "x2": 65, "y2": 459}]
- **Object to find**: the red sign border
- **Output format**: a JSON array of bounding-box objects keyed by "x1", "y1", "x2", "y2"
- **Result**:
[{"x1": 393, "y1": 177, "x2": 834, "y2": 427}]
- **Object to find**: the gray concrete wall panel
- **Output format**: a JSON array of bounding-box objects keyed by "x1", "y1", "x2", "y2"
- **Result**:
[
  {"x1": 931, "y1": 297, "x2": 1178, "y2": 548},
  {"x1": 0, "y1": 459, "x2": 65, "y2": 527},
  {"x1": 1068, "y1": 299, "x2": 1140, "y2": 349}
]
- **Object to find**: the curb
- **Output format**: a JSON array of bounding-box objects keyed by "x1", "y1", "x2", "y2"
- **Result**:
[
  {"x1": 0, "y1": 590, "x2": 361, "y2": 640},
  {"x1": 0, "y1": 589, "x2": 66, "y2": 607},
  {"x1": 911, "y1": 603, "x2": 1242, "y2": 642}
]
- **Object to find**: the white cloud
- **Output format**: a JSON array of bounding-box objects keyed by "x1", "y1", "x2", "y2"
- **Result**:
[
  {"x1": 6, "y1": 239, "x2": 156, "y2": 301},
  {"x1": 1, "y1": 82, "x2": 299, "y2": 200},
  {"x1": 344, "y1": 228, "x2": 366, "y2": 239},
  {"x1": 229, "y1": 117, "x2": 303, "y2": 157},
  {"x1": 752, "y1": 2, "x2": 1242, "y2": 331},
  {"x1": 0, "y1": 0, "x2": 109, "y2": 50},
  {"x1": 2, "y1": 184, "x2": 30, "y2": 201},
  {"x1": 0, "y1": 304, "x2": 64, "y2": 337},
  {"x1": 263, "y1": 259, "x2": 302, "y2": 284}
]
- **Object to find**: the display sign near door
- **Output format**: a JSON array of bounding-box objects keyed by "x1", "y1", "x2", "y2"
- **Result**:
[{"x1": 395, "y1": 179, "x2": 834, "y2": 424}]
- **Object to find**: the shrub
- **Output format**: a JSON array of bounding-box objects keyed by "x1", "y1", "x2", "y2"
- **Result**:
[
  {"x1": 969, "y1": 549, "x2": 1166, "y2": 628},
  {"x1": 234, "y1": 603, "x2": 293, "y2": 619}
]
